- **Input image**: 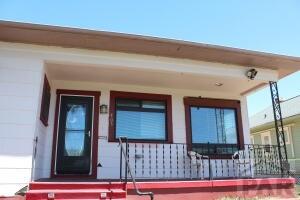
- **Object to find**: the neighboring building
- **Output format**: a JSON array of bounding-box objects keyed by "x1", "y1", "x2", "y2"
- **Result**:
[
  {"x1": 250, "y1": 96, "x2": 300, "y2": 174},
  {"x1": 0, "y1": 21, "x2": 299, "y2": 199}
]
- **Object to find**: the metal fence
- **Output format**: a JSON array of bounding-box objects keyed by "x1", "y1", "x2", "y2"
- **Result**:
[
  {"x1": 290, "y1": 171, "x2": 300, "y2": 184},
  {"x1": 120, "y1": 141, "x2": 286, "y2": 181}
]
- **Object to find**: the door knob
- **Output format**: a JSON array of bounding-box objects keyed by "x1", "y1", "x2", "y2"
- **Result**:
[{"x1": 86, "y1": 131, "x2": 91, "y2": 137}]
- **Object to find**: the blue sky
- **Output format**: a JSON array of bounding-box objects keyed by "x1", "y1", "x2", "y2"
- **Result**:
[{"x1": 1, "y1": 0, "x2": 300, "y2": 116}]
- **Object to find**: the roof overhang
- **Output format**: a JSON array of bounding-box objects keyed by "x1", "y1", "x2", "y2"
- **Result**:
[{"x1": 0, "y1": 20, "x2": 300, "y2": 79}]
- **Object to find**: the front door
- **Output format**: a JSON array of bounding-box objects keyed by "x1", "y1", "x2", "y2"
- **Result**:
[{"x1": 55, "y1": 95, "x2": 93, "y2": 175}]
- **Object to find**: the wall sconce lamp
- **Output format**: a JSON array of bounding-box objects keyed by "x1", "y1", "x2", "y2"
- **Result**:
[{"x1": 100, "y1": 104, "x2": 108, "y2": 114}]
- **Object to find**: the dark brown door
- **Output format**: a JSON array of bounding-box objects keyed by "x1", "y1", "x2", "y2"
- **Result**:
[{"x1": 55, "y1": 95, "x2": 93, "y2": 175}]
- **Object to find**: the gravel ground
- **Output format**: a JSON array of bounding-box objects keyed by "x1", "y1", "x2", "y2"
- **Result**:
[{"x1": 0, "y1": 196, "x2": 25, "y2": 200}]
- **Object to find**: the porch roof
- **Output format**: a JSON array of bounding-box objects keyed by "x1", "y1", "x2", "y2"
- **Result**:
[{"x1": 1, "y1": 20, "x2": 300, "y2": 79}]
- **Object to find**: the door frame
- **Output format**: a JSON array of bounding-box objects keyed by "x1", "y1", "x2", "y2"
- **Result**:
[{"x1": 50, "y1": 89, "x2": 100, "y2": 178}]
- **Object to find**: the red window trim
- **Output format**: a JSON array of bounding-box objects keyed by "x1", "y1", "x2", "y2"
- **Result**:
[
  {"x1": 50, "y1": 89, "x2": 100, "y2": 179},
  {"x1": 39, "y1": 75, "x2": 51, "y2": 126},
  {"x1": 108, "y1": 91, "x2": 173, "y2": 143},
  {"x1": 184, "y1": 97, "x2": 244, "y2": 159}
]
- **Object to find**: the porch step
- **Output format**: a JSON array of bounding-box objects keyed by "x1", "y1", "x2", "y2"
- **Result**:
[
  {"x1": 29, "y1": 182, "x2": 126, "y2": 190},
  {"x1": 26, "y1": 182, "x2": 126, "y2": 200}
]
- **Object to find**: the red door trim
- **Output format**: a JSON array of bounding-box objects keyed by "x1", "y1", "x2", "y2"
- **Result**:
[{"x1": 50, "y1": 89, "x2": 100, "y2": 179}]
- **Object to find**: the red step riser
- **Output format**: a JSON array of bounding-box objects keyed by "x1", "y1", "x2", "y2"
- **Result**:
[
  {"x1": 29, "y1": 183, "x2": 125, "y2": 190},
  {"x1": 26, "y1": 192, "x2": 126, "y2": 200},
  {"x1": 26, "y1": 182, "x2": 127, "y2": 199}
]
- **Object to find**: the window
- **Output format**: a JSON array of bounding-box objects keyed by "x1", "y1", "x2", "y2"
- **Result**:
[
  {"x1": 184, "y1": 97, "x2": 244, "y2": 158},
  {"x1": 40, "y1": 75, "x2": 51, "y2": 126},
  {"x1": 250, "y1": 136, "x2": 255, "y2": 144},
  {"x1": 262, "y1": 134, "x2": 271, "y2": 145},
  {"x1": 108, "y1": 91, "x2": 173, "y2": 142},
  {"x1": 260, "y1": 127, "x2": 290, "y2": 146},
  {"x1": 190, "y1": 107, "x2": 238, "y2": 144},
  {"x1": 282, "y1": 127, "x2": 290, "y2": 144}
]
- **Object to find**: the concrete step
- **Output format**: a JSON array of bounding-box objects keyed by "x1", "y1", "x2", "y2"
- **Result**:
[{"x1": 26, "y1": 189, "x2": 126, "y2": 200}]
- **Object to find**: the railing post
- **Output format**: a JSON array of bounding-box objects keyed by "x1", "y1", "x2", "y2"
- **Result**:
[
  {"x1": 125, "y1": 137, "x2": 128, "y2": 184},
  {"x1": 269, "y1": 81, "x2": 289, "y2": 176},
  {"x1": 207, "y1": 142, "x2": 212, "y2": 180}
]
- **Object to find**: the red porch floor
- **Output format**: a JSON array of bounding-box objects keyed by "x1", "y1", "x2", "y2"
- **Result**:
[
  {"x1": 19, "y1": 177, "x2": 297, "y2": 200},
  {"x1": 127, "y1": 178, "x2": 297, "y2": 200}
]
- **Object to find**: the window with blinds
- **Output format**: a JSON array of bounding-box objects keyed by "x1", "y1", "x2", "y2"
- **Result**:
[{"x1": 115, "y1": 99, "x2": 167, "y2": 140}]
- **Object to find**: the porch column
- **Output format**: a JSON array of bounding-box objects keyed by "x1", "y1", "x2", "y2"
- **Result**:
[{"x1": 269, "y1": 81, "x2": 289, "y2": 176}]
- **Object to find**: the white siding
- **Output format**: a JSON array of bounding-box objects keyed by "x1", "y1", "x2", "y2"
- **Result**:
[{"x1": 0, "y1": 55, "x2": 44, "y2": 196}]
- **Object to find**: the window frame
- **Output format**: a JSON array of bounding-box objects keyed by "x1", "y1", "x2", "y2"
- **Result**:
[
  {"x1": 40, "y1": 75, "x2": 51, "y2": 126},
  {"x1": 184, "y1": 97, "x2": 244, "y2": 158},
  {"x1": 108, "y1": 91, "x2": 173, "y2": 143}
]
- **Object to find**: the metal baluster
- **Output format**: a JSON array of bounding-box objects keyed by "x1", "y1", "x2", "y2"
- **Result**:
[
  {"x1": 271, "y1": 146, "x2": 275, "y2": 174},
  {"x1": 267, "y1": 147, "x2": 271, "y2": 175},
  {"x1": 212, "y1": 144, "x2": 217, "y2": 178},
  {"x1": 176, "y1": 144, "x2": 179, "y2": 178},
  {"x1": 202, "y1": 156, "x2": 204, "y2": 179},
  {"x1": 264, "y1": 146, "x2": 268, "y2": 175},
  {"x1": 273, "y1": 145, "x2": 277, "y2": 174},
  {"x1": 196, "y1": 158, "x2": 199, "y2": 179},
  {"x1": 183, "y1": 144, "x2": 186, "y2": 178},
  {"x1": 170, "y1": 144, "x2": 172, "y2": 178},
  {"x1": 221, "y1": 158, "x2": 224, "y2": 178},
  {"x1": 226, "y1": 145, "x2": 230, "y2": 177},
  {"x1": 163, "y1": 143, "x2": 165, "y2": 178},
  {"x1": 252, "y1": 145, "x2": 256, "y2": 177},
  {"x1": 247, "y1": 145, "x2": 252, "y2": 178},
  {"x1": 125, "y1": 138, "x2": 129, "y2": 183},
  {"x1": 258, "y1": 147, "x2": 263, "y2": 175},
  {"x1": 276, "y1": 145, "x2": 280, "y2": 174},
  {"x1": 189, "y1": 149, "x2": 192, "y2": 179},
  {"x1": 142, "y1": 144, "x2": 144, "y2": 177},
  {"x1": 260, "y1": 146, "x2": 264, "y2": 175},
  {"x1": 214, "y1": 159, "x2": 218, "y2": 178},
  {"x1": 149, "y1": 144, "x2": 151, "y2": 177},
  {"x1": 134, "y1": 143, "x2": 137, "y2": 177},
  {"x1": 155, "y1": 144, "x2": 158, "y2": 178},
  {"x1": 242, "y1": 148, "x2": 246, "y2": 177},
  {"x1": 232, "y1": 145, "x2": 235, "y2": 178},
  {"x1": 120, "y1": 139, "x2": 123, "y2": 181}
]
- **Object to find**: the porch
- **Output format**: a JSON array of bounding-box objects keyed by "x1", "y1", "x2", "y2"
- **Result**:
[
  {"x1": 38, "y1": 61, "x2": 276, "y2": 179},
  {"x1": 28, "y1": 60, "x2": 294, "y2": 199}
]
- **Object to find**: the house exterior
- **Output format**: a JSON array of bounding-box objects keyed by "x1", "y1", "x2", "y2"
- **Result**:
[
  {"x1": 0, "y1": 21, "x2": 299, "y2": 199},
  {"x1": 250, "y1": 95, "x2": 300, "y2": 174}
]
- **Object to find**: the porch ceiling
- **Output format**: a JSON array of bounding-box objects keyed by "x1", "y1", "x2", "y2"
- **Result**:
[{"x1": 46, "y1": 63, "x2": 264, "y2": 95}]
